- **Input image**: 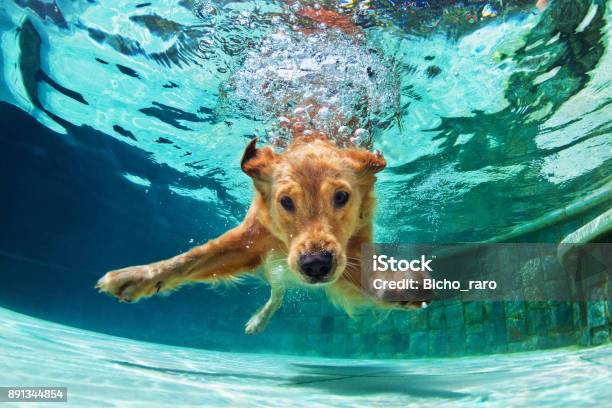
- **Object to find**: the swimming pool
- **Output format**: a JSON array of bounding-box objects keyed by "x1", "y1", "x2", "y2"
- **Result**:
[
  {"x1": 2, "y1": 306, "x2": 612, "y2": 406},
  {"x1": 0, "y1": 0, "x2": 611, "y2": 405}
]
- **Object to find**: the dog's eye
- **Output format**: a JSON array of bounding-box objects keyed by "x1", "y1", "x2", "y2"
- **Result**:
[
  {"x1": 333, "y1": 191, "x2": 350, "y2": 208},
  {"x1": 280, "y1": 196, "x2": 295, "y2": 212}
]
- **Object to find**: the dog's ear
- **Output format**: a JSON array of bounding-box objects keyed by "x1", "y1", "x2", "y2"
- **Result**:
[
  {"x1": 346, "y1": 149, "x2": 386, "y2": 175},
  {"x1": 241, "y1": 138, "x2": 276, "y2": 180}
]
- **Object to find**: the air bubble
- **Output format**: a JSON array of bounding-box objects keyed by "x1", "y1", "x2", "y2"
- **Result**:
[
  {"x1": 225, "y1": 28, "x2": 399, "y2": 146},
  {"x1": 338, "y1": 126, "x2": 351, "y2": 136},
  {"x1": 352, "y1": 128, "x2": 369, "y2": 144},
  {"x1": 354, "y1": 128, "x2": 368, "y2": 138}
]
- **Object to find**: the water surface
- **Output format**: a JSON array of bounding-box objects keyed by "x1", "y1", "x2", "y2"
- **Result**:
[{"x1": 1, "y1": 0, "x2": 609, "y2": 243}]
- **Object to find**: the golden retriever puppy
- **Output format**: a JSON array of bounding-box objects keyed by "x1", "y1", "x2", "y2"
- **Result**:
[{"x1": 96, "y1": 132, "x2": 430, "y2": 334}]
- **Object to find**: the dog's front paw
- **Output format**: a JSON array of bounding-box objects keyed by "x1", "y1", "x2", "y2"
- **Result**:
[
  {"x1": 96, "y1": 265, "x2": 160, "y2": 303},
  {"x1": 245, "y1": 313, "x2": 269, "y2": 335}
]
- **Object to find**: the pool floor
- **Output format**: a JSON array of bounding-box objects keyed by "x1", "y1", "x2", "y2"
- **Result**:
[{"x1": 1, "y1": 307, "x2": 610, "y2": 407}]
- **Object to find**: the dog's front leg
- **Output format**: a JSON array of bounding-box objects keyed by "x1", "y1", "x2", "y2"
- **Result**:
[
  {"x1": 96, "y1": 212, "x2": 277, "y2": 303},
  {"x1": 245, "y1": 259, "x2": 287, "y2": 334},
  {"x1": 245, "y1": 280, "x2": 285, "y2": 335}
]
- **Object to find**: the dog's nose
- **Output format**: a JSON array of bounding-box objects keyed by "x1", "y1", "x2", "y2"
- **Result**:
[{"x1": 298, "y1": 251, "x2": 334, "y2": 279}]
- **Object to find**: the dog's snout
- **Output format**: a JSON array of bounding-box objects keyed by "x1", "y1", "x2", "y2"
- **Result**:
[{"x1": 298, "y1": 251, "x2": 334, "y2": 280}]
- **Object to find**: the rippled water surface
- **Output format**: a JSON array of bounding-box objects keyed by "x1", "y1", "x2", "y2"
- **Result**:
[
  {"x1": 1, "y1": 0, "x2": 610, "y2": 242},
  {"x1": 1, "y1": 2, "x2": 611, "y2": 404}
]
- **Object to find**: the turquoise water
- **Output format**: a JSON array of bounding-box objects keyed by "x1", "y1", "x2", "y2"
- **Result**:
[
  {"x1": 2, "y1": 306, "x2": 612, "y2": 406},
  {"x1": 1, "y1": 0, "x2": 610, "y2": 242},
  {"x1": 1, "y1": 0, "x2": 611, "y2": 405}
]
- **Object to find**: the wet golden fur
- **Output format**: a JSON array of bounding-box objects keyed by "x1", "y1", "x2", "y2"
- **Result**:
[{"x1": 96, "y1": 133, "x2": 424, "y2": 333}]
